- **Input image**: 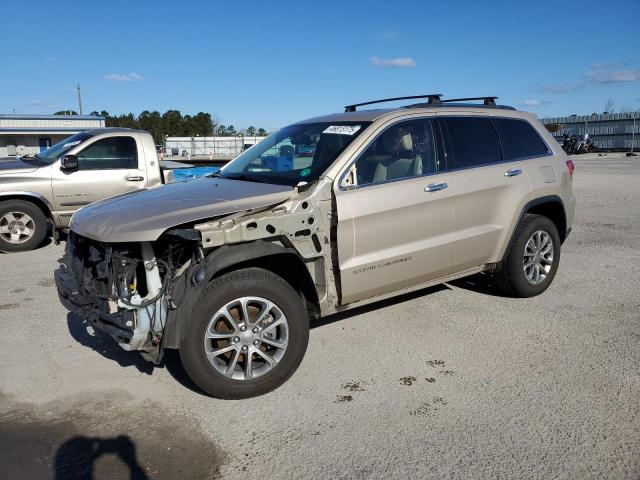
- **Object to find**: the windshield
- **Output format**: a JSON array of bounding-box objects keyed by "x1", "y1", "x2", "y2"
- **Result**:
[
  {"x1": 36, "y1": 132, "x2": 93, "y2": 164},
  {"x1": 220, "y1": 122, "x2": 370, "y2": 186}
]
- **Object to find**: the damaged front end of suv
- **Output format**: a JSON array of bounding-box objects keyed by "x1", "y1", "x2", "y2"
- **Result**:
[
  {"x1": 55, "y1": 229, "x2": 199, "y2": 362},
  {"x1": 54, "y1": 177, "x2": 337, "y2": 365},
  {"x1": 53, "y1": 172, "x2": 329, "y2": 363}
]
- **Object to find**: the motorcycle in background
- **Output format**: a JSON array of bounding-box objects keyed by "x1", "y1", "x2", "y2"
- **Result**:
[
  {"x1": 562, "y1": 133, "x2": 594, "y2": 154},
  {"x1": 562, "y1": 134, "x2": 574, "y2": 153}
]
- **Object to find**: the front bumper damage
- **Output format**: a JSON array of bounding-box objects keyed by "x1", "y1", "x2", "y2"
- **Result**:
[{"x1": 55, "y1": 233, "x2": 168, "y2": 362}]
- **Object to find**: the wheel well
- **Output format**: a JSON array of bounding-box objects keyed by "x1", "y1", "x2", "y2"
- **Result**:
[
  {"x1": 525, "y1": 200, "x2": 567, "y2": 242},
  {"x1": 0, "y1": 195, "x2": 52, "y2": 221},
  {"x1": 213, "y1": 253, "x2": 320, "y2": 318}
]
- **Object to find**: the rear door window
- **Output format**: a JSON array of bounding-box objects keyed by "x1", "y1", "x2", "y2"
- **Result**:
[
  {"x1": 441, "y1": 117, "x2": 502, "y2": 169},
  {"x1": 493, "y1": 118, "x2": 549, "y2": 160}
]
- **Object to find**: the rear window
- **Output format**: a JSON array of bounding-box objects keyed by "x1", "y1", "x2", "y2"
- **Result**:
[
  {"x1": 441, "y1": 117, "x2": 502, "y2": 169},
  {"x1": 494, "y1": 118, "x2": 549, "y2": 160}
]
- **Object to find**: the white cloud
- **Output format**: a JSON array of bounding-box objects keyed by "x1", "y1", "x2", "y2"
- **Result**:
[
  {"x1": 532, "y1": 62, "x2": 640, "y2": 95},
  {"x1": 104, "y1": 72, "x2": 144, "y2": 82},
  {"x1": 585, "y1": 63, "x2": 640, "y2": 84},
  {"x1": 523, "y1": 99, "x2": 551, "y2": 107},
  {"x1": 371, "y1": 56, "x2": 416, "y2": 68}
]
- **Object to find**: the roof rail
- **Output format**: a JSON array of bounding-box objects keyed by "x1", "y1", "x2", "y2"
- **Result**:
[
  {"x1": 344, "y1": 94, "x2": 443, "y2": 112},
  {"x1": 441, "y1": 96, "x2": 498, "y2": 106}
]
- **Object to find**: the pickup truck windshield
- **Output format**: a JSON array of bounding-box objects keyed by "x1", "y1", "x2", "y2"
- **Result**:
[
  {"x1": 37, "y1": 132, "x2": 93, "y2": 164},
  {"x1": 220, "y1": 122, "x2": 370, "y2": 186}
]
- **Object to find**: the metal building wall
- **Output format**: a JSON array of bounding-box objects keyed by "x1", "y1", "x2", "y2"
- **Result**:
[
  {"x1": 541, "y1": 113, "x2": 639, "y2": 151},
  {"x1": 0, "y1": 114, "x2": 106, "y2": 157},
  {"x1": 0, "y1": 115, "x2": 105, "y2": 130}
]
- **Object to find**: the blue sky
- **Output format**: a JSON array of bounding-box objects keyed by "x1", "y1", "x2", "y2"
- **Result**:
[{"x1": 1, "y1": 0, "x2": 639, "y2": 129}]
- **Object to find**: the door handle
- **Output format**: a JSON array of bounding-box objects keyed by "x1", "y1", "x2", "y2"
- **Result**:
[
  {"x1": 504, "y1": 168, "x2": 522, "y2": 177},
  {"x1": 424, "y1": 182, "x2": 448, "y2": 192},
  {"x1": 126, "y1": 176, "x2": 144, "y2": 182}
]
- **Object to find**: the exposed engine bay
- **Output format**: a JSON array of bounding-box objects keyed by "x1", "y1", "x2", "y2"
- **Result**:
[{"x1": 55, "y1": 231, "x2": 198, "y2": 362}]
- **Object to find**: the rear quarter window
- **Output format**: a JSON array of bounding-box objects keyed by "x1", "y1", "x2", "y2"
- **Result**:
[
  {"x1": 493, "y1": 118, "x2": 549, "y2": 160},
  {"x1": 441, "y1": 117, "x2": 502, "y2": 169}
]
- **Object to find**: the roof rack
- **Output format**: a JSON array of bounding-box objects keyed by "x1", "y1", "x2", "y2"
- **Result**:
[
  {"x1": 344, "y1": 94, "x2": 443, "y2": 112},
  {"x1": 405, "y1": 95, "x2": 515, "y2": 110},
  {"x1": 441, "y1": 96, "x2": 497, "y2": 106}
]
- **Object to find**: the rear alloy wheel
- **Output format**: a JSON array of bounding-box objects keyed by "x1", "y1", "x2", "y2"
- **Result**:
[
  {"x1": 494, "y1": 214, "x2": 561, "y2": 297},
  {"x1": 0, "y1": 200, "x2": 48, "y2": 253},
  {"x1": 522, "y1": 230, "x2": 554, "y2": 285},
  {"x1": 180, "y1": 268, "x2": 309, "y2": 399}
]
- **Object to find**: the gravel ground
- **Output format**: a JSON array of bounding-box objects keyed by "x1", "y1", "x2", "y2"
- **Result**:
[{"x1": 0, "y1": 155, "x2": 638, "y2": 479}]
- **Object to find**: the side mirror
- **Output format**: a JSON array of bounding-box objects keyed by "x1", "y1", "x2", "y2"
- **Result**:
[{"x1": 60, "y1": 154, "x2": 78, "y2": 171}]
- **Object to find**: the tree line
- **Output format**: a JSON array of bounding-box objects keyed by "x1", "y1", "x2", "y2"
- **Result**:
[{"x1": 54, "y1": 110, "x2": 268, "y2": 144}]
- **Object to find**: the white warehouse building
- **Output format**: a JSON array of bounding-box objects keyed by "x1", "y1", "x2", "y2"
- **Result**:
[
  {"x1": 0, "y1": 114, "x2": 105, "y2": 157},
  {"x1": 165, "y1": 135, "x2": 267, "y2": 159}
]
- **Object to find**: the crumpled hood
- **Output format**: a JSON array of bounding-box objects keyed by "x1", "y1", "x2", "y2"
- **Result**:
[
  {"x1": 70, "y1": 177, "x2": 294, "y2": 242},
  {"x1": 0, "y1": 157, "x2": 39, "y2": 175}
]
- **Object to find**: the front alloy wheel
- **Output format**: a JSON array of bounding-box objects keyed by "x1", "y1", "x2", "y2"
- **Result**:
[
  {"x1": 0, "y1": 200, "x2": 48, "y2": 253},
  {"x1": 180, "y1": 268, "x2": 309, "y2": 399},
  {"x1": 0, "y1": 211, "x2": 36, "y2": 245},
  {"x1": 204, "y1": 296, "x2": 289, "y2": 381}
]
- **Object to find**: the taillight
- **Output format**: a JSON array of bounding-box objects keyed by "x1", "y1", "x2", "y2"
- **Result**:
[{"x1": 566, "y1": 159, "x2": 575, "y2": 177}]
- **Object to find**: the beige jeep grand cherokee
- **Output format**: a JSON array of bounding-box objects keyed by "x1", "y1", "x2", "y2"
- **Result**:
[{"x1": 56, "y1": 94, "x2": 576, "y2": 399}]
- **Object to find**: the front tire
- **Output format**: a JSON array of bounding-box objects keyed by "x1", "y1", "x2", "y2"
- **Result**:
[
  {"x1": 494, "y1": 214, "x2": 561, "y2": 298},
  {"x1": 0, "y1": 200, "x2": 48, "y2": 253},
  {"x1": 180, "y1": 268, "x2": 309, "y2": 399}
]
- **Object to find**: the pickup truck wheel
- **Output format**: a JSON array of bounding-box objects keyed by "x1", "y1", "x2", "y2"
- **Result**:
[
  {"x1": 0, "y1": 200, "x2": 48, "y2": 253},
  {"x1": 180, "y1": 267, "x2": 309, "y2": 399},
  {"x1": 494, "y1": 214, "x2": 561, "y2": 298}
]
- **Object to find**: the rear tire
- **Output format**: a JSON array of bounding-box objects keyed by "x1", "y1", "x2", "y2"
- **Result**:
[
  {"x1": 0, "y1": 200, "x2": 48, "y2": 253},
  {"x1": 494, "y1": 214, "x2": 561, "y2": 298},
  {"x1": 180, "y1": 267, "x2": 309, "y2": 399}
]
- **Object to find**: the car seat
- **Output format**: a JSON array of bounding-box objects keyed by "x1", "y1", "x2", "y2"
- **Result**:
[{"x1": 372, "y1": 131, "x2": 422, "y2": 182}]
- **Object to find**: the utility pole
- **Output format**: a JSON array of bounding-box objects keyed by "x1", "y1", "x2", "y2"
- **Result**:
[{"x1": 76, "y1": 83, "x2": 83, "y2": 115}]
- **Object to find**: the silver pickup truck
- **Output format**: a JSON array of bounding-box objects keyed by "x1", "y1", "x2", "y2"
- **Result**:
[{"x1": 0, "y1": 128, "x2": 200, "y2": 252}]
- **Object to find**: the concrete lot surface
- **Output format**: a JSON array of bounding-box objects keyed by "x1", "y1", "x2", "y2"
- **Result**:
[{"x1": 0, "y1": 155, "x2": 638, "y2": 479}]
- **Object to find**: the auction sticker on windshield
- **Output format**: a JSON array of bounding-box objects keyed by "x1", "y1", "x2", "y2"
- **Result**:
[{"x1": 323, "y1": 125, "x2": 361, "y2": 135}]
